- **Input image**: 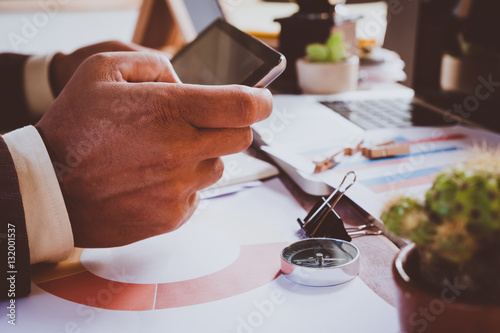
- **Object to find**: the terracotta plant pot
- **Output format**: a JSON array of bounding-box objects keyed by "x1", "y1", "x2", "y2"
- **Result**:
[
  {"x1": 393, "y1": 243, "x2": 500, "y2": 333},
  {"x1": 296, "y1": 55, "x2": 359, "y2": 95}
]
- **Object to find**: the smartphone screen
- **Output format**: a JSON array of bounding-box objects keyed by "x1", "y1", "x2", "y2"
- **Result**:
[
  {"x1": 172, "y1": 19, "x2": 285, "y2": 87},
  {"x1": 173, "y1": 26, "x2": 265, "y2": 85}
]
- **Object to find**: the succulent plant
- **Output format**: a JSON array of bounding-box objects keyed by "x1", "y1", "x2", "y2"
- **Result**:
[
  {"x1": 306, "y1": 32, "x2": 347, "y2": 63},
  {"x1": 382, "y1": 197, "x2": 434, "y2": 247},
  {"x1": 382, "y1": 148, "x2": 500, "y2": 301}
]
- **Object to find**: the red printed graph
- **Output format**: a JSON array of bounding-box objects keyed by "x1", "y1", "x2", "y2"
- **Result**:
[{"x1": 36, "y1": 242, "x2": 286, "y2": 311}]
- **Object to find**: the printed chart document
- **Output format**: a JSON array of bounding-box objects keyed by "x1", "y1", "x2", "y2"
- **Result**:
[
  {"x1": 256, "y1": 104, "x2": 500, "y2": 219},
  {"x1": 312, "y1": 126, "x2": 500, "y2": 218},
  {"x1": 2, "y1": 179, "x2": 398, "y2": 332}
]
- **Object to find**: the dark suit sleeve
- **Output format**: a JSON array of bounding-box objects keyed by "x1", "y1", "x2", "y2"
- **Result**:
[
  {"x1": 0, "y1": 136, "x2": 31, "y2": 299},
  {"x1": 0, "y1": 53, "x2": 33, "y2": 133}
]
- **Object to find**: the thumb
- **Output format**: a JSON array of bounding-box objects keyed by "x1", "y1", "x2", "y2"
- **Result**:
[{"x1": 85, "y1": 51, "x2": 181, "y2": 84}]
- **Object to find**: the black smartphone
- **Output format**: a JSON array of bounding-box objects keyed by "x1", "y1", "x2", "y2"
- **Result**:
[{"x1": 171, "y1": 19, "x2": 286, "y2": 87}]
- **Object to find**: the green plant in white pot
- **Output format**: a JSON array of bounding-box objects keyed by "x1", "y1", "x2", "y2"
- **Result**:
[{"x1": 296, "y1": 32, "x2": 359, "y2": 95}]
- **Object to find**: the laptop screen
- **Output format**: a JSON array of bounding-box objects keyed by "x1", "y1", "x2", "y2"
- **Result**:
[{"x1": 182, "y1": 0, "x2": 224, "y2": 34}]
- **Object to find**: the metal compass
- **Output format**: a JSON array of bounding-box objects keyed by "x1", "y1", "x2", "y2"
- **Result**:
[{"x1": 280, "y1": 238, "x2": 360, "y2": 287}]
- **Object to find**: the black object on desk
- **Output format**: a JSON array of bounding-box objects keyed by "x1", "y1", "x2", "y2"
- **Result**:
[
  {"x1": 297, "y1": 171, "x2": 356, "y2": 241},
  {"x1": 298, "y1": 197, "x2": 352, "y2": 241},
  {"x1": 297, "y1": 171, "x2": 383, "y2": 240},
  {"x1": 275, "y1": 0, "x2": 339, "y2": 84}
]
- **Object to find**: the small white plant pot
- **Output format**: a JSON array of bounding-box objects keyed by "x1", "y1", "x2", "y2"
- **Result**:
[{"x1": 296, "y1": 55, "x2": 359, "y2": 95}]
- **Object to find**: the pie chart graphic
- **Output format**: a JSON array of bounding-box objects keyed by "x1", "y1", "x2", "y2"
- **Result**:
[{"x1": 34, "y1": 210, "x2": 288, "y2": 311}]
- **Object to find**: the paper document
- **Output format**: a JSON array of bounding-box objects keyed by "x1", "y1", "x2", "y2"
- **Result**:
[
  {"x1": 262, "y1": 126, "x2": 500, "y2": 219},
  {"x1": 201, "y1": 152, "x2": 279, "y2": 198},
  {"x1": 2, "y1": 179, "x2": 398, "y2": 332}
]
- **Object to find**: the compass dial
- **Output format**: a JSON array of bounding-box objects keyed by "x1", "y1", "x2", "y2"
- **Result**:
[{"x1": 280, "y1": 238, "x2": 360, "y2": 286}]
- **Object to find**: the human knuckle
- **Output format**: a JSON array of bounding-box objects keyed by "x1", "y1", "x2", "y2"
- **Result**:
[
  {"x1": 235, "y1": 86, "x2": 259, "y2": 124},
  {"x1": 108, "y1": 40, "x2": 127, "y2": 49},
  {"x1": 237, "y1": 127, "x2": 253, "y2": 150},
  {"x1": 212, "y1": 158, "x2": 225, "y2": 181},
  {"x1": 79, "y1": 53, "x2": 114, "y2": 76},
  {"x1": 153, "y1": 51, "x2": 171, "y2": 66},
  {"x1": 87, "y1": 52, "x2": 113, "y2": 66},
  {"x1": 174, "y1": 195, "x2": 195, "y2": 220}
]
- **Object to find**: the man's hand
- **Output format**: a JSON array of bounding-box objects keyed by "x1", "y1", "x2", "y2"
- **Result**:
[
  {"x1": 36, "y1": 52, "x2": 272, "y2": 248},
  {"x1": 49, "y1": 41, "x2": 160, "y2": 97}
]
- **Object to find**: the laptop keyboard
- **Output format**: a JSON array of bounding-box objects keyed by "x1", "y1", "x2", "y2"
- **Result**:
[{"x1": 321, "y1": 99, "x2": 414, "y2": 129}]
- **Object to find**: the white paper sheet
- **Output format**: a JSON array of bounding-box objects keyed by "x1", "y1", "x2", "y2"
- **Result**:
[{"x1": 2, "y1": 179, "x2": 398, "y2": 332}]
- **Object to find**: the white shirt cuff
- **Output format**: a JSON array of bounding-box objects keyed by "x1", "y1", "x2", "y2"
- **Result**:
[
  {"x1": 2, "y1": 125, "x2": 74, "y2": 264},
  {"x1": 23, "y1": 53, "x2": 58, "y2": 118}
]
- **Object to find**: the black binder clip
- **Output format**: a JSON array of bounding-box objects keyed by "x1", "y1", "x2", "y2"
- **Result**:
[{"x1": 297, "y1": 171, "x2": 381, "y2": 242}]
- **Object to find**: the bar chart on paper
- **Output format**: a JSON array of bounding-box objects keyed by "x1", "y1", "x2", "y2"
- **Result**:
[
  {"x1": 316, "y1": 126, "x2": 500, "y2": 218},
  {"x1": 335, "y1": 133, "x2": 466, "y2": 193}
]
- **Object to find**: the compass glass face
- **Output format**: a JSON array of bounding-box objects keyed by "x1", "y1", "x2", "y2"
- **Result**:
[
  {"x1": 288, "y1": 248, "x2": 352, "y2": 268},
  {"x1": 282, "y1": 239, "x2": 357, "y2": 268}
]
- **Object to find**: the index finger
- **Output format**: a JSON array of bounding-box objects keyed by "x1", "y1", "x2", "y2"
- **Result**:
[
  {"x1": 164, "y1": 84, "x2": 273, "y2": 129},
  {"x1": 84, "y1": 51, "x2": 181, "y2": 84}
]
